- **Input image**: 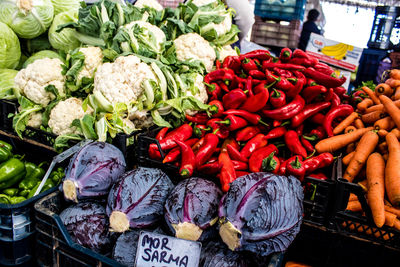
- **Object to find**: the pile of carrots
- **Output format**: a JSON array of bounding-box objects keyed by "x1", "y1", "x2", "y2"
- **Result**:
[{"x1": 314, "y1": 69, "x2": 400, "y2": 231}]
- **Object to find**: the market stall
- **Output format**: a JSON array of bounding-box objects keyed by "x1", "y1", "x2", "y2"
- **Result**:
[{"x1": 1, "y1": 0, "x2": 400, "y2": 266}]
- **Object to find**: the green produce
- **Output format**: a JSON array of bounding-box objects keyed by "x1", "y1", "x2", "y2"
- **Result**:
[
  {"x1": 22, "y1": 50, "x2": 65, "y2": 69},
  {"x1": 0, "y1": 146, "x2": 12, "y2": 162},
  {"x1": 2, "y1": 188, "x2": 18, "y2": 197},
  {"x1": 0, "y1": 0, "x2": 54, "y2": 39},
  {"x1": 25, "y1": 162, "x2": 45, "y2": 180},
  {"x1": 0, "y1": 141, "x2": 13, "y2": 152},
  {"x1": 27, "y1": 179, "x2": 55, "y2": 199},
  {"x1": 0, "y1": 158, "x2": 26, "y2": 190},
  {"x1": 0, "y1": 69, "x2": 18, "y2": 100},
  {"x1": 9, "y1": 196, "x2": 26, "y2": 204},
  {"x1": 49, "y1": 167, "x2": 65, "y2": 185},
  {"x1": 0, "y1": 194, "x2": 10, "y2": 204},
  {"x1": 0, "y1": 22, "x2": 21, "y2": 69},
  {"x1": 19, "y1": 189, "x2": 30, "y2": 197},
  {"x1": 23, "y1": 33, "x2": 52, "y2": 55},
  {"x1": 49, "y1": 10, "x2": 81, "y2": 52},
  {"x1": 50, "y1": 0, "x2": 80, "y2": 15}
]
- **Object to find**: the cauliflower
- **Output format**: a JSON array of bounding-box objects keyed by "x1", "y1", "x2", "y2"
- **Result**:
[
  {"x1": 129, "y1": 110, "x2": 153, "y2": 129},
  {"x1": 174, "y1": 33, "x2": 216, "y2": 73},
  {"x1": 27, "y1": 112, "x2": 42, "y2": 128},
  {"x1": 183, "y1": 73, "x2": 208, "y2": 116},
  {"x1": 48, "y1": 97, "x2": 91, "y2": 136},
  {"x1": 192, "y1": 0, "x2": 217, "y2": 6},
  {"x1": 134, "y1": 0, "x2": 163, "y2": 11},
  {"x1": 14, "y1": 58, "x2": 65, "y2": 107},
  {"x1": 123, "y1": 21, "x2": 166, "y2": 53},
  {"x1": 206, "y1": 13, "x2": 232, "y2": 36},
  {"x1": 76, "y1": 47, "x2": 103, "y2": 82},
  {"x1": 217, "y1": 45, "x2": 237, "y2": 61},
  {"x1": 93, "y1": 55, "x2": 157, "y2": 105}
]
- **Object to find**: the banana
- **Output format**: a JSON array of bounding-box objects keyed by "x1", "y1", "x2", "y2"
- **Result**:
[
  {"x1": 321, "y1": 43, "x2": 346, "y2": 56},
  {"x1": 334, "y1": 45, "x2": 349, "y2": 60}
]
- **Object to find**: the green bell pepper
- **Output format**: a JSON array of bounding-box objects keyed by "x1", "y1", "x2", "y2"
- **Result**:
[
  {"x1": 2, "y1": 188, "x2": 19, "y2": 197},
  {"x1": 24, "y1": 162, "x2": 37, "y2": 180},
  {"x1": 0, "y1": 158, "x2": 26, "y2": 183},
  {"x1": 18, "y1": 177, "x2": 40, "y2": 191},
  {"x1": 19, "y1": 189, "x2": 30, "y2": 197},
  {"x1": 9, "y1": 196, "x2": 26, "y2": 204},
  {"x1": 0, "y1": 147, "x2": 12, "y2": 162},
  {"x1": 27, "y1": 179, "x2": 55, "y2": 199},
  {"x1": 0, "y1": 170, "x2": 26, "y2": 190},
  {"x1": 0, "y1": 194, "x2": 10, "y2": 204},
  {"x1": 50, "y1": 167, "x2": 65, "y2": 185},
  {"x1": 0, "y1": 141, "x2": 12, "y2": 152}
]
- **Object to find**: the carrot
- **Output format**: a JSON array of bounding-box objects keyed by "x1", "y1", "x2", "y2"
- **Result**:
[
  {"x1": 361, "y1": 110, "x2": 386, "y2": 124},
  {"x1": 374, "y1": 117, "x2": 395, "y2": 131},
  {"x1": 385, "y1": 78, "x2": 400, "y2": 88},
  {"x1": 365, "y1": 99, "x2": 400, "y2": 113},
  {"x1": 378, "y1": 141, "x2": 388, "y2": 154},
  {"x1": 390, "y1": 128, "x2": 400, "y2": 138},
  {"x1": 375, "y1": 83, "x2": 394, "y2": 97},
  {"x1": 342, "y1": 151, "x2": 355, "y2": 165},
  {"x1": 362, "y1": 86, "x2": 381, "y2": 105},
  {"x1": 384, "y1": 205, "x2": 400, "y2": 218},
  {"x1": 378, "y1": 129, "x2": 389, "y2": 138},
  {"x1": 333, "y1": 112, "x2": 359, "y2": 135},
  {"x1": 357, "y1": 98, "x2": 374, "y2": 112},
  {"x1": 389, "y1": 69, "x2": 400, "y2": 80},
  {"x1": 315, "y1": 127, "x2": 373, "y2": 153},
  {"x1": 366, "y1": 152, "x2": 385, "y2": 228},
  {"x1": 349, "y1": 193, "x2": 358, "y2": 201},
  {"x1": 346, "y1": 200, "x2": 362, "y2": 212},
  {"x1": 385, "y1": 133, "x2": 400, "y2": 207},
  {"x1": 393, "y1": 86, "x2": 400, "y2": 100},
  {"x1": 393, "y1": 219, "x2": 400, "y2": 231},
  {"x1": 346, "y1": 142, "x2": 356, "y2": 153},
  {"x1": 344, "y1": 125, "x2": 356, "y2": 134},
  {"x1": 285, "y1": 261, "x2": 311, "y2": 267},
  {"x1": 385, "y1": 211, "x2": 397, "y2": 227},
  {"x1": 379, "y1": 95, "x2": 400, "y2": 130},
  {"x1": 343, "y1": 131, "x2": 379, "y2": 182},
  {"x1": 354, "y1": 119, "x2": 364, "y2": 129},
  {"x1": 358, "y1": 179, "x2": 368, "y2": 192},
  {"x1": 383, "y1": 153, "x2": 389, "y2": 161}
]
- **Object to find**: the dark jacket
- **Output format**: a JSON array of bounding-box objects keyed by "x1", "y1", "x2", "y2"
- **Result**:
[{"x1": 298, "y1": 21, "x2": 321, "y2": 51}]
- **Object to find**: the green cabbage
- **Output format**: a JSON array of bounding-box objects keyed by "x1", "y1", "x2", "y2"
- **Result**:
[
  {"x1": 23, "y1": 50, "x2": 64, "y2": 68},
  {"x1": 0, "y1": 22, "x2": 21, "y2": 69},
  {"x1": 49, "y1": 10, "x2": 81, "y2": 52},
  {"x1": 0, "y1": 69, "x2": 18, "y2": 100},
  {"x1": 51, "y1": 0, "x2": 80, "y2": 15},
  {"x1": 0, "y1": 0, "x2": 54, "y2": 39}
]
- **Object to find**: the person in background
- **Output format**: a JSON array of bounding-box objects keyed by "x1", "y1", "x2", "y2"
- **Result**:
[
  {"x1": 225, "y1": 0, "x2": 255, "y2": 44},
  {"x1": 298, "y1": 9, "x2": 322, "y2": 51}
]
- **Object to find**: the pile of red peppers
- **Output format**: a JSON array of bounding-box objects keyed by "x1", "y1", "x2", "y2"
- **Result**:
[{"x1": 148, "y1": 48, "x2": 350, "y2": 192}]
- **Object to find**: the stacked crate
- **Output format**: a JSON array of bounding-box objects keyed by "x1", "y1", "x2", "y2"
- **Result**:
[{"x1": 251, "y1": 0, "x2": 306, "y2": 49}]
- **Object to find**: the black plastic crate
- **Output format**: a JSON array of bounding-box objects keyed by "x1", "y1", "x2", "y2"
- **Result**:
[
  {"x1": 354, "y1": 48, "x2": 388, "y2": 86},
  {"x1": 254, "y1": 0, "x2": 306, "y2": 21},
  {"x1": 329, "y1": 158, "x2": 400, "y2": 251}
]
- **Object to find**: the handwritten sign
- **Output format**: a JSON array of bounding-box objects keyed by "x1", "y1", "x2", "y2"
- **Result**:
[{"x1": 135, "y1": 231, "x2": 202, "y2": 267}]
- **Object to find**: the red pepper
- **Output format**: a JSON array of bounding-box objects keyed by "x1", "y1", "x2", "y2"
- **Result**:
[
  {"x1": 293, "y1": 49, "x2": 311, "y2": 59},
  {"x1": 265, "y1": 126, "x2": 287, "y2": 139},
  {"x1": 310, "y1": 113, "x2": 325, "y2": 125},
  {"x1": 208, "y1": 100, "x2": 224, "y2": 118},
  {"x1": 232, "y1": 160, "x2": 248, "y2": 171},
  {"x1": 286, "y1": 71, "x2": 306, "y2": 99},
  {"x1": 242, "y1": 58, "x2": 258, "y2": 72},
  {"x1": 246, "y1": 76, "x2": 253, "y2": 96},
  {"x1": 324, "y1": 88, "x2": 334, "y2": 102},
  {"x1": 235, "y1": 126, "x2": 261, "y2": 142},
  {"x1": 222, "y1": 89, "x2": 247, "y2": 109},
  {"x1": 204, "y1": 69, "x2": 236, "y2": 85},
  {"x1": 216, "y1": 59, "x2": 221, "y2": 70},
  {"x1": 301, "y1": 136, "x2": 315, "y2": 153},
  {"x1": 266, "y1": 69, "x2": 295, "y2": 91},
  {"x1": 219, "y1": 139, "x2": 237, "y2": 192},
  {"x1": 269, "y1": 88, "x2": 286, "y2": 108},
  {"x1": 240, "y1": 49, "x2": 271, "y2": 61},
  {"x1": 240, "y1": 83, "x2": 270, "y2": 112},
  {"x1": 303, "y1": 126, "x2": 326, "y2": 141},
  {"x1": 303, "y1": 153, "x2": 334, "y2": 175},
  {"x1": 286, "y1": 156, "x2": 306, "y2": 181},
  {"x1": 285, "y1": 130, "x2": 307, "y2": 158},
  {"x1": 216, "y1": 115, "x2": 248, "y2": 131},
  {"x1": 205, "y1": 82, "x2": 222, "y2": 100},
  {"x1": 263, "y1": 62, "x2": 304, "y2": 71},
  {"x1": 227, "y1": 144, "x2": 248, "y2": 162},
  {"x1": 314, "y1": 62, "x2": 334, "y2": 76},
  {"x1": 223, "y1": 56, "x2": 241, "y2": 72},
  {"x1": 291, "y1": 101, "x2": 331, "y2": 128},
  {"x1": 262, "y1": 94, "x2": 305, "y2": 120},
  {"x1": 155, "y1": 127, "x2": 169, "y2": 141},
  {"x1": 278, "y1": 158, "x2": 290, "y2": 175},
  {"x1": 162, "y1": 138, "x2": 198, "y2": 164},
  {"x1": 193, "y1": 124, "x2": 209, "y2": 138},
  {"x1": 240, "y1": 134, "x2": 268, "y2": 159},
  {"x1": 308, "y1": 172, "x2": 328, "y2": 180},
  {"x1": 323, "y1": 104, "x2": 354, "y2": 137},
  {"x1": 248, "y1": 70, "x2": 266, "y2": 79},
  {"x1": 279, "y1": 47, "x2": 292, "y2": 62},
  {"x1": 235, "y1": 171, "x2": 250, "y2": 177},
  {"x1": 197, "y1": 161, "x2": 220, "y2": 175},
  {"x1": 333, "y1": 86, "x2": 347, "y2": 97},
  {"x1": 192, "y1": 137, "x2": 206, "y2": 153},
  {"x1": 223, "y1": 109, "x2": 269, "y2": 126},
  {"x1": 185, "y1": 112, "x2": 208, "y2": 124},
  {"x1": 175, "y1": 140, "x2": 195, "y2": 178},
  {"x1": 248, "y1": 144, "x2": 279, "y2": 172},
  {"x1": 330, "y1": 92, "x2": 341, "y2": 108},
  {"x1": 218, "y1": 81, "x2": 230, "y2": 93},
  {"x1": 149, "y1": 124, "x2": 192, "y2": 158},
  {"x1": 301, "y1": 85, "x2": 327, "y2": 103},
  {"x1": 306, "y1": 78, "x2": 318, "y2": 87},
  {"x1": 290, "y1": 57, "x2": 318, "y2": 67},
  {"x1": 303, "y1": 68, "x2": 347, "y2": 88},
  {"x1": 195, "y1": 133, "x2": 219, "y2": 167},
  {"x1": 273, "y1": 120, "x2": 282, "y2": 127},
  {"x1": 272, "y1": 67, "x2": 294, "y2": 78},
  {"x1": 207, "y1": 118, "x2": 230, "y2": 139},
  {"x1": 296, "y1": 124, "x2": 304, "y2": 136}
]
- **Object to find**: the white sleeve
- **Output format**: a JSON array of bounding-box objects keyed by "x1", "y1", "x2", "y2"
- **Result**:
[{"x1": 225, "y1": 0, "x2": 255, "y2": 41}]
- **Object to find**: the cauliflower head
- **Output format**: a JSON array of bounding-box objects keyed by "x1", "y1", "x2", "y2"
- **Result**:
[
  {"x1": 76, "y1": 47, "x2": 103, "y2": 82},
  {"x1": 183, "y1": 73, "x2": 208, "y2": 116},
  {"x1": 14, "y1": 58, "x2": 65, "y2": 107},
  {"x1": 125, "y1": 21, "x2": 166, "y2": 53},
  {"x1": 27, "y1": 112, "x2": 43, "y2": 129},
  {"x1": 174, "y1": 33, "x2": 216, "y2": 73},
  {"x1": 93, "y1": 55, "x2": 157, "y2": 105},
  {"x1": 48, "y1": 97, "x2": 90, "y2": 136},
  {"x1": 129, "y1": 109, "x2": 153, "y2": 129},
  {"x1": 217, "y1": 45, "x2": 237, "y2": 61},
  {"x1": 207, "y1": 13, "x2": 232, "y2": 36},
  {"x1": 134, "y1": 0, "x2": 163, "y2": 11}
]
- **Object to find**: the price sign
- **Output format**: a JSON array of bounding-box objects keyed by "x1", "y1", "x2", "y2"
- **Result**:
[{"x1": 135, "y1": 231, "x2": 202, "y2": 267}]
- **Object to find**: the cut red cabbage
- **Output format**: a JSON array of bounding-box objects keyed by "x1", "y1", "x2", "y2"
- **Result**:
[
  {"x1": 218, "y1": 173, "x2": 303, "y2": 257},
  {"x1": 107, "y1": 167, "x2": 174, "y2": 232},
  {"x1": 164, "y1": 178, "x2": 222, "y2": 241},
  {"x1": 62, "y1": 142, "x2": 126, "y2": 203}
]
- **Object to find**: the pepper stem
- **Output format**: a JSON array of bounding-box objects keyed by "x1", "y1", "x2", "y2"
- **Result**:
[
  {"x1": 215, "y1": 119, "x2": 231, "y2": 126},
  {"x1": 290, "y1": 156, "x2": 302, "y2": 169},
  {"x1": 180, "y1": 169, "x2": 191, "y2": 178},
  {"x1": 259, "y1": 120, "x2": 269, "y2": 127},
  {"x1": 306, "y1": 149, "x2": 316, "y2": 159},
  {"x1": 303, "y1": 135, "x2": 318, "y2": 141},
  {"x1": 272, "y1": 88, "x2": 281, "y2": 98}
]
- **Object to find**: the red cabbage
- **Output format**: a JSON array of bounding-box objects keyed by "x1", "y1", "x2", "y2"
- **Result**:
[
  {"x1": 59, "y1": 201, "x2": 112, "y2": 253},
  {"x1": 164, "y1": 178, "x2": 222, "y2": 241},
  {"x1": 62, "y1": 142, "x2": 126, "y2": 203},
  {"x1": 106, "y1": 167, "x2": 174, "y2": 232},
  {"x1": 218, "y1": 173, "x2": 303, "y2": 257},
  {"x1": 200, "y1": 240, "x2": 249, "y2": 267}
]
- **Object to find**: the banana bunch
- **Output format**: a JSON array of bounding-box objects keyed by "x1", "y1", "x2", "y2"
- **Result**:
[{"x1": 321, "y1": 43, "x2": 354, "y2": 60}]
